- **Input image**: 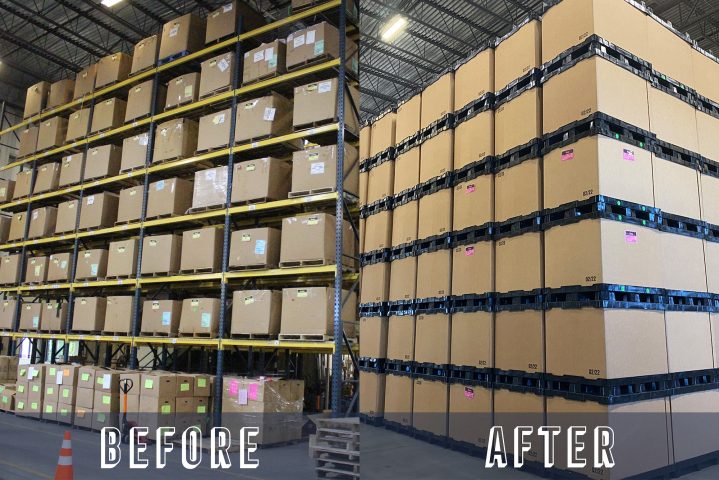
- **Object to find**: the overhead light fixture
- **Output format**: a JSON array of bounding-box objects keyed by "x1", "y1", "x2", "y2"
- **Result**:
[
  {"x1": 381, "y1": 15, "x2": 407, "y2": 42},
  {"x1": 101, "y1": 0, "x2": 124, "y2": 7}
]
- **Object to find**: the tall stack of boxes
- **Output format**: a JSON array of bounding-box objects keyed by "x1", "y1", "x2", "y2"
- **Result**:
[{"x1": 359, "y1": 0, "x2": 719, "y2": 476}]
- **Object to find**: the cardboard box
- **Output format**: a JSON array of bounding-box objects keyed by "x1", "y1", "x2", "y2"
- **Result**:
[
  {"x1": 75, "y1": 249, "x2": 108, "y2": 280},
  {"x1": 543, "y1": 56, "x2": 649, "y2": 134},
  {"x1": 141, "y1": 300, "x2": 181, "y2": 335},
  {"x1": 231, "y1": 290, "x2": 281, "y2": 336},
  {"x1": 28, "y1": 206, "x2": 57, "y2": 239},
  {"x1": 18, "y1": 126, "x2": 38, "y2": 158},
  {"x1": 77, "y1": 366, "x2": 101, "y2": 390},
  {"x1": 37, "y1": 116, "x2": 68, "y2": 151},
  {"x1": 660, "y1": 232, "x2": 706, "y2": 292},
  {"x1": 196, "y1": 109, "x2": 231, "y2": 152},
  {"x1": 706, "y1": 241, "x2": 719, "y2": 294},
  {"x1": 229, "y1": 227, "x2": 280, "y2": 269},
  {"x1": 369, "y1": 112, "x2": 396, "y2": 157},
  {"x1": 73, "y1": 405, "x2": 93, "y2": 428},
  {"x1": 84, "y1": 145, "x2": 122, "y2": 181},
  {"x1": 243, "y1": 40, "x2": 287, "y2": 84},
  {"x1": 293, "y1": 79, "x2": 359, "y2": 134},
  {"x1": 359, "y1": 316, "x2": 388, "y2": 359},
  {"x1": 451, "y1": 312, "x2": 493, "y2": 369},
  {"x1": 412, "y1": 378, "x2": 448, "y2": 436},
  {"x1": 494, "y1": 389, "x2": 544, "y2": 461},
  {"x1": 647, "y1": 15, "x2": 694, "y2": 88},
  {"x1": 420, "y1": 72, "x2": 454, "y2": 129},
  {"x1": 648, "y1": 87, "x2": 699, "y2": 153},
  {"x1": 232, "y1": 157, "x2": 291, "y2": 204},
  {"x1": 120, "y1": 132, "x2": 150, "y2": 172},
  {"x1": 280, "y1": 287, "x2": 356, "y2": 337},
  {"x1": 65, "y1": 107, "x2": 92, "y2": 142},
  {"x1": 199, "y1": 52, "x2": 234, "y2": 98},
  {"x1": 79, "y1": 192, "x2": 119, "y2": 230},
  {"x1": 73, "y1": 64, "x2": 97, "y2": 99},
  {"x1": 13, "y1": 170, "x2": 33, "y2": 199},
  {"x1": 206, "y1": 1, "x2": 265, "y2": 44},
  {"x1": 104, "y1": 296, "x2": 135, "y2": 334},
  {"x1": 693, "y1": 47, "x2": 719, "y2": 103},
  {"x1": 544, "y1": 219, "x2": 661, "y2": 289},
  {"x1": 495, "y1": 232, "x2": 543, "y2": 292},
  {"x1": 90, "y1": 97, "x2": 126, "y2": 134},
  {"x1": 140, "y1": 372, "x2": 177, "y2": 398},
  {"x1": 159, "y1": 13, "x2": 206, "y2": 60},
  {"x1": 665, "y1": 311, "x2": 713, "y2": 373},
  {"x1": 57, "y1": 403, "x2": 73, "y2": 423},
  {"x1": 19, "y1": 303, "x2": 42, "y2": 331},
  {"x1": 453, "y1": 175, "x2": 494, "y2": 231},
  {"x1": 48, "y1": 79, "x2": 75, "y2": 110},
  {"x1": 32, "y1": 162, "x2": 60, "y2": 194},
  {"x1": 96, "y1": 52, "x2": 132, "y2": 89},
  {"x1": 146, "y1": 177, "x2": 193, "y2": 218},
  {"x1": 697, "y1": 110, "x2": 719, "y2": 163},
  {"x1": 279, "y1": 213, "x2": 355, "y2": 268},
  {"x1": 360, "y1": 261, "x2": 390, "y2": 304},
  {"x1": 0, "y1": 215, "x2": 9, "y2": 243},
  {"x1": 181, "y1": 227, "x2": 223, "y2": 272},
  {"x1": 452, "y1": 241, "x2": 494, "y2": 296},
  {"x1": 141, "y1": 234, "x2": 182, "y2": 275},
  {"x1": 130, "y1": 35, "x2": 158, "y2": 75},
  {"x1": 388, "y1": 257, "x2": 417, "y2": 302},
  {"x1": 93, "y1": 388, "x2": 119, "y2": 411},
  {"x1": 106, "y1": 239, "x2": 138, "y2": 278},
  {"x1": 41, "y1": 301, "x2": 68, "y2": 333},
  {"x1": 286, "y1": 21, "x2": 357, "y2": 71},
  {"x1": 192, "y1": 166, "x2": 227, "y2": 210},
  {"x1": 418, "y1": 189, "x2": 452, "y2": 239},
  {"x1": 58, "y1": 153, "x2": 85, "y2": 187},
  {"x1": 175, "y1": 375, "x2": 194, "y2": 397},
  {"x1": 92, "y1": 409, "x2": 119, "y2": 431},
  {"x1": 179, "y1": 298, "x2": 221, "y2": 336},
  {"x1": 384, "y1": 373, "x2": 413, "y2": 427},
  {"x1": 495, "y1": 88, "x2": 541, "y2": 156},
  {"x1": 670, "y1": 391, "x2": 719, "y2": 463},
  {"x1": 0, "y1": 255, "x2": 21, "y2": 285},
  {"x1": 25, "y1": 256, "x2": 48, "y2": 284},
  {"x1": 235, "y1": 93, "x2": 294, "y2": 144},
  {"x1": 494, "y1": 19, "x2": 541, "y2": 89},
  {"x1": 54, "y1": 200, "x2": 78, "y2": 234},
  {"x1": 419, "y1": 130, "x2": 453, "y2": 184},
  {"x1": 24, "y1": 81, "x2": 49, "y2": 119},
  {"x1": 494, "y1": 157, "x2": 541, "y2": 222},
  {"x1": 125, "y1": 79, "x2": 166, "y2": 122},
  {"x1": 360, "y1": 371, "x2": 385, "y2": 419},
  {"x1": 0, "y1": 299, "x2": 17, "y2": 329},
  {"x1": 390, "y1": 201, "x2": 418, "y2": 247},
  {"x1": 543, "y1": 135, "x2": 654, "y2": 210},
  {"x1": 494, "y1": 309, "x2": 544, "y2": 372},
  {"x1": 454, "y1": 48, "x2": 494, "y2": 111},
  {"x1": 414, "y1": 313, "x2": 450, "y2": 365},
  {"x1": 367, "y1": 161, "x2": 394, "y2": 206},
  {"x1": 416, "y1": 250, "x2": 451, "y2": 299},
  {"x1": 165, "y1": 73, "x2": 200, "y2": 109},
  {"x1": 117, "y1": 186, "x2": 143, "y2": 224},
  {"x1": 153, "y1": 118, "x2": 199, "y2": 163},
  {"x1": 395, "y1": 94, "x2": 421, "y2": 143},
  {"x1": 72, "y1": 297, "x2": 107, "y2": 332},
  {"x1": 93, "y1": 369, "x2": 119, "y2": 393},
  {"x1": 42, "y1": 401, "x2": 58, "y2": 422},
  {"x1": 290, "y1": 144, "x2": 359, "y2": 196},
  {"x1": 454, "y1": 109, "x2": 494, "y2": 170},
  {"x1": 8, "y1": 211, "x2": 26, "y2": 241}
]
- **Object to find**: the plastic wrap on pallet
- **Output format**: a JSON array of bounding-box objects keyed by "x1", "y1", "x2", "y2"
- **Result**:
[
  {"x1": 191, "y1": 166, "x2": 228, "y2": 210},
  {"x1": 544, "y1": 284, "x2": 666, "y2": 311},
  {"x1": 222, "y1": 376, "x2": 304, "y2": 446},
  {"x1": 542, "y1": 195, "x2": 659, "y2": 231}
]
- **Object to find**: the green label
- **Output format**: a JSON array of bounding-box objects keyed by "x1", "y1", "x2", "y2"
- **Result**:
[
  {"x1": 161, "y1": 405, "x2": 171, "y2": 414},
  {"x1": 45, "y1": 405, "x2": 53, "y2": 413},
  {"x1": 197, "y1": 378, "x2": 206, "y2": 388},
  {"x1": 314, "y1": 39, "x2": 325, "y2": 56},
  {"x1": 200, "y1": 313, "x2": 211, "y2": 328},
  {"x1": 62, "y1": 389, "x2": 69, "y2": 398},
  {"x1": 32, "y1": 385, "x2": 39, "y2": 393},
  {"x1": 31, "y1": 402, "x2": 38, "y2": 409},
  {"x1": 49, "y1": 367, "x2": 56, "y2": 376},
  {"x1": 102, "y1": 395, "x2": 111, "y2": 405},
  {"x1": 144, "y1": 379, "x2": 154, "y2": 389},
  {"x1": 81, "y1": 373, "x2": 90, "y2": 382},
  {"x1": 1, "y1": 396, "x2": 7, "y2": 403},
  {"x1": 197, "y1": 405, "x2": 207, "y2": 414},
  {"x1": 46, "y1": 387, "x2": 54, "y2": 395},
  {"x1": 17, "y1": 401, "x2": 24, "y2": 410},
  {"x1": 17, "y1": 385, "x2": 24, "y2": 393},
  {"x1": 180, "y1": 383, "x2": 190, "y2": 392},
  {"x1": 97, "y1": 413, "x2": 106, "y2": 422},
  {"x1": 96, "y1": 377, "x2": 103, "y2": 385}
]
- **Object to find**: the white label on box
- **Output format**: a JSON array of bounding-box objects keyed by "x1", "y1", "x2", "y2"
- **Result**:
[
  {"x1": 244, "y1": 296, "x2": 254, "y2": 305},
  {"x1": 238, "y1": 388, "x2": 248, "y2": 405},
  {"x1": 244, "y1": 100, "x2": 258, "y2": 110},
  {"x1": 129, "y1": 190, "x2": 137, "y2": 196},
  {"x1": 318, "y1": 81, "x2": 332, "y2": 94},
  {"x1": 246, "y1": 163, "x2": 256, "y2": 171},
  {"x1": 201, "y1": 313, "x2": 211, "y2": 328},
  {"x1": 264, "y1": 47, "x2": 274, "y2": 61},
  {"x1": 102, "y1": 374, "x2": 112, "y2": 390},
  {"x1": 34, "y1": 266, "x2": 41, "y2": 276},
  {"x1": 160, "y1": 128, "x2": 168, "y2": 136},
  {"x1": 254, "y1": 240, "x2": 266, "y2": 255},
  {"x1": 310, "y1": 162, "x2": 325, "y2": 175},
  {"x1": 241, "y1": 233, "x2": 251, "y2": 242},
  {"x1": 253, "y1": 51, "x2": 264, "y2": 63},
  {"x1": 156, "y1": 180, "x2": 165, "y2": 190},
  {"x1": 192, "y1": 232, "x2": 201, "y2": 239},
  {"x1": 60, "y1": 260, "x2": 67, "y2": 269},
  {"x1": 213, "y1": 113, "x2": 225, "y2": 125},
  {"x1": 205, "y1": 169, "x2": 216, "y2": 180},
  {"x1": 32, "y1": 316, "x2": 39, "y2": 328},
  {"x1": 268, "y1": 55, "x2": 277, "y2": 68},
  {"x1": 314, "y1": 40, "x2": 325, "y2": 56},
  {"x1": 152, "y1": 302, "x2": 160, "y2": 310},
  {"x1": 90, "y1": 264, "x2": 98, "y2": 276},
  {"x1": 297, "y1": 289, "x2": 308, "y2": 298},
  {"x1": 162, "y1": 312, "x2": 171, "y2": 326},
  {"x1": 32, "y1": 211, "x2": 38, "y2": 219},
  {"x1": 263, "y1": 107, "x2": 276, "y2": 122},
  {"x1": 169, "y1": 25, "x2": 179, "y2": 37},
  {"x1": 184, "y1": 85, "x2": 194, "y2": 98},
  {"x1": 217, "y1": 58, "x2": 230, "y2": 72},
  {"x1": 84, "y1": 252, "x2": 91, "y2": 258},
  {"x1": 92, "y1": 149, "x2": 99, "y2": 156},
  {"x1": 56, "y1": 372, "x2": 63, "y2": 385},
  {"x1": 293, "y1": 34, "x2": 305, "y2": 48},
  {"x1": 306, "y1": 30, "x2": 316, "y2": 44},
  {"x1": 223, "y1": 3, "x2": 233, "y2": 12},
  {"x1": 28, "y1": 367, "x2": 35, "y2": 380},
  {"x1": 139, "y1": 134, "x2": 148, "y2": 146},
  {"x1": 87, "y1": 195, "x2": 94, "y2": 205},
  {"x1": 150, "y1": 239, "x2": 158, "y2": 247}
]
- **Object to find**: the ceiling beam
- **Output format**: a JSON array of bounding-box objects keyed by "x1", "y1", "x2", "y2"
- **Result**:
[
  {"x1": 359, "y1": 86, "x2": 397, "y2": 103},
  {"x1": 55, "y1": 0, "x2": 140, "y2": 46},
  {"x1": 128, "y1": 1, "x2": 166, "y2": 25},
  {"x1": 79, "y1": 0, "x2": 149, "y2": 39},
  {"x1": 362, "y1": 65, "x2": 420, "y2": 89},
  {"x1": 360, "y1": 37, "x2": 443, "y2": 73},
  {"x1": 0, "y1": 29, "x2": 80, "y2": 72}
]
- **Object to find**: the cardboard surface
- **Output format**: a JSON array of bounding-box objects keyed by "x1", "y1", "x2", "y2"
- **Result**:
[
  {"x1": 65, "y1": 108, "x2": 91, "y2": 143},
  {"x1": 28, "y1": 207, "x2": 57, "y2": 239},
  {"x1": 166, "y1": 72, "x2": 200, "y2": 109},
  {"x1": 291, "y1": 144, "x2": 359, "y2": 196},
  {"x1": 646, "y1": 15, "x2": 694, "y2": 88},
  {"x1": 75, "y1": 249, "x2": 108, "y2": 280},
  {"x1": 96, "y1": 52, "x2": 132, "y2": 89},
  {"x1": 231, "y1": 290, "x2": 282, "y2": 336},
  {"x1": 453, "y1": 110, "x2": 494, "y2": 170},
  {"x1": 229, "y1": 227, "x2": 281, "y2": 269},
  {"x1": 79, "y1": 192, "x2": 119, "y2": 230},
  {"x1": 72, "y1": 297, "x2": 107, "y2": 332},
  {"x1": 359, "y1": 262, "x2": 390, "y2": 304},
  {"x1": 103, "y1": 296, "x2": 135, "y2": 334},
  {"x1": 0, "y1": 255, "x2": 21, "y2": 285},
  {"x1": 153, "y1": 118, "x2": 199, "y2": 163},
  {"x1": 293, "y1": 79, "x2": 359, "y2": 134},
  {"x1": 360, "y1": 371, "x2": 386, "y2": 419},
  {"x1": 146, "y1": 177, "x2": 193, "y2": 218},
  {"x1": 125, "y1": 79, "x2": 166, "y2": 122},
  {"x1": 121, "y1": 132, "x2": 150, "y2": 172},
  {"x1": 390, "y1": 201, "x2": 418, "y2": 247},
  {"x1": 18, "y1": 126, "x2": 38, "y2": 158},
  {"x1": 47, "y1": 253, "x2": 71, "y2": 282},
  {"x1": 451, "y1": 311, "x2": 493, "y2": 369},
  {"x1": 359, "y1": 316, "x2": 388, "y2": 359},
  {"x1": 412, "y1": 378, "x2": 448, "y2": 436},
  {"x1": 453, "y1": 175, "x2": 494, "y2": 231},
  {"x1": 665, "y1": 311, "x2": 713, "y2": 373},
  {"x1": 648, "y1": 87, "x2": 699, "y2": 153},
  {"x1": 231, "y1": 157, "x2": 291, "y2": 204},
  {"x1": 159, "y1": 13, "x2": 205, "y2": 60},
  {"x1": 130, "y1": 35, "x2": 158, "y2": 75},
  {"x1": 494, "y1": 19, "x2": 541, "y2": 89},
  {"x1": 117, "y1": 186, "x2": 144, "y2": 224},
  {"x1": 367, "y1": 160, "x2": 394, "y2": 205},
  {"x1": 47, "y1": 79, "x2": 74, "y2": 109},
  {"x1": 235, "y1": 93, "x2": 294, "y2": 144},
  {"x1": 454, "y1": 48, "x2": 494, "y2": 110},
  {"x1": 90, "y1": 98, "x2": 126, "y2": 134},
  {"x1": 24, "y1": 82, "x2": 49, "y2": 119},
  {"x1": 495, "y1": 309, "x2": 544, "y2": 373},
  {"x1": 179, "y1": 298, "x2": 221, "y2": 336},
  {"x1": 33, "y1": 162, "x2": 60, "y2": 194},
  {"x1": 141, "y1": 234, "x2": 182, "y2": 275},
  {"x1": 180, "y1": 227, "x2": 223, "y2": 272},
  {"x1": 199, "y1": 52, "x2": 234, "y2": 98},
  {"x1": 141, "y1": 300, "x2": 181, "y2": 335},
  {"x1": 58, "y1": 153, "x2": 85, "y2": 187},
  {"x1": 280, "y1": 287, "x2": 356, "y2": 337},
  {"x1": 448, "y1": 383, "x2": 492, "y2": 447},
  {"x1": 364, "y1": 209, "x2": 392, "y2": 253},
  {"x1": 37, "y1": 117, "x2": 68, "y2": 151},
  {"x1": 25, "y1": 256, "x2": 48, "y2": 284},
  {"x1": 451, "y1": 241, "x2": 494, "y2": 296},
  {"x1": 54, "y1": 200, "x2": 77, "y2": 234},
  {"x1": 495, "y1": 87, "x2": 541, "y2": 156},
  {"x1": 414, "y1": 313, "x2": 450, "y2": 365},
  {"x1": 388, "y1": 256, "x2": 417, "y2": 302},
  {"x1": 243, "y1": 40, "x2": 287, "y2": 84},
  {"x1": 416, "y1": 250, "x2": 451, "y2": 299},
  {"x1": 73, "y1": 64, "x2": 96, "y2": 100},
  {"x1": 384, "y1": 373, "x2": 413, "y2": 427},
  {"x1": 659, "y1": 232, "x2": 707, "y2": 292},
  {"x1": 369, "y1": 113, "x2": 396, "y2": 156},
  {"x1": 494, "y1": 157, "x2": 542, "y2": 221},
  {"x1": 417, "y1": 189, "x2": 452, "y2": 239},
  {"x1": 419, "y1": 130, "x2": 453, "y2": 183},
  {"x1": 395, "y1": 94, "x2": 421, "y2": 143},
  {"x1": 279, "y1": 213, "x2": 355, "y2": 268},
  {"x1": 495, "y1": 232, "x2": 543, "y2": 292},
  {"x1": 85, "y1": 144, "x2": 122, "y2": 181},
  {"x1": 106, "y1": 238, "x2": 138, "y2": 278},
  {"x1": 393, "y1": 147, "x2": 420, "y2": 194},
  {"x1": 420, "y1": 72, "x2": 454, "y2": 129}
]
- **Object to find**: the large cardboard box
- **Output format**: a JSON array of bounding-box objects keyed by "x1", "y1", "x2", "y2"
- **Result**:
[
  {"x1": 396, "y1": 94, "x2": 421, "y2": 143},
  {"x1": 24, "y1": 81, "x2": 50, "y2": 118},
  {"x1": 290, "y1": 144, "x2": 359, "y2": 197},
  {"x1": 75, "y1": 249, "x2": 108, "y2": 280},
  {"x1": 58, "y1": 153, "x2": 85, "y2": 187},
  {"x1": 360, "y1": 371, "x2": 385, "y2": 420},
  {"x1": 280, "y1": 287, "x2": 356, "y2": 337},
  {"x1": 73, "y1": 406, "x2": 93, "y2": 428},
  {"x1": 494, "y1": 157, "x2": 541, "y2": 222},
  {"x1": 414, "y1": 313, "x2": 450, "y2": 365},
  {"x1": 78, "y1": 192, "x2": 119, "y2": 230},
  {"x1": 451, "y1": 311, "x2": 493, "y2": 369},
  {"x1": 8, "y1": 211, "x2": 26, "y2": 241},
  {"x1": 369, "y1": 112, "x2": 396, "y2": 157},
  {"x1": 13, "y1": 170, "x2": 33, "y2": 200},
  {"x1": 120, "y1": 132, "x2": 150, "y2": 172},
  {"x1": 231, "y1": 290, "x2": 281, "y2": 336},
  {"x1": 41, "y1": 301, "x2": 68, "y2": 333},
  {"x1": 390, "y1": 201, "x2": 418, "y2": 247},
  {"x1": 448, "y1": 383, "x2": 492, "y2": 448},
  {"x1": 279, "y1": 213, "x2": 354, "y2": 268},
  {"x1": 235, "y1": 93, "x2": 294, "y2": 144},
  {"x1": 65, "y1": 107, "x2": 91, "y2": 142},
  {"x1": 231, "y1": 157, "x2": 290, "y2": 204},
  {"x1": 365, "y1": 209, "x2": 392, "y2": 253},
  {"x1": 454, "y1": 48, "x2": 494, "y2": 111},
  {"x1": 367, "y1": 161, "x2": 394, "y2": 205},
  {"x1": 179, "y1": 298, "x2": 221, "y2": 336},
  {"x1": 18, "y1": 126, "x2": 39, "y2": 158},
  {"x1": 494, "y1": 19, "x2": 541, "y2": 89},
  {"x1": 229, "y1": 227, "x2": 280, "y2": 269},
  {"x1": 102, "y1": 295, "x2": 135, "y2": 335},
  {"x1": 493, "y1": 389, "x2": 545, "y2": 461},
  {"x1": 419, "y1": 130, "x2": 453, "y2": 184},
  {"x1": 0, "y1": 215, "x2": 9, "y2": 243},
  {"x1": 286, "y1": 21, "x2": 357, "y2": 71},
  {"x1": 543, "y1": 57, "x2": 650, "y2": 134},
  {"x1": 243, "y1": 40, "x2": 287, "y2": 84},
  {"x1": 192, "y1": 166, "x2": 227, "y2": 210},
  {"x1": 199, "y1": 52, "x2": 234, "y2": 99},
  {"x1": 153, "y1": 118, "x2": 199, "y2": 163},
  {"x1": 54, "y1": 200, "x2": 78, "y2": 234},
  {"x1": 146, "y1": 177, "x2": 193, "y2": 218},
  {"x1": 33, "y1": 162, "x2": 60, "y2": 194},
  {"x1": 196, "y1": 109, "x2": 231, "y2": 152},
  {"x1": 90, "y1": 98, "x2": 126, "y2": 134},
  {"x1": 495, "y1": 88, "x2": 541, "y2": 156},
  {"x1": 665, "y1": 311, "x2": 713, "y2": 373},
  {"x1": 206, "y1": 1, "x2": 265, "y2": 44},
  {"x1": 47, "y1": 252, "x2": 71, "y2": 282},
  {"x1": 37, "y1": 116, "x2": 68, "y2": 151},
  {"x1": 359, "y1": 316, "x2": 388, "y2": 359},
  {"x1": 77, "y1": 366, "x2": 102, "y2": 390},
  {"x1": 412, "y1": 378, "x2": 448, "y2": 436},
  {"x1": 25, "y1": 256, "x2": 48, "y2": 284},
  {"x1": 454, "y1": 110, "x2": 494, "y2": 171},
  {"x1": 648, "y1": 87, "x2": 699, "y2": 153},
  {"x1": 360, "y1": 262, "x2": 390, "y2": 304},
  {"x1": 106, "y1": 239, "x2": 138, "y2": 278},
  {"x1": 28, "y1": 206, "x2": 57, "y2": 239},
  {"x1": 495, "y1": 231, "x2": 543, "y2": 292},
  {"x1": 125, "y1": 79, "x2": 166, "y2": 122},
  {"x1": 165, "y1": 73, "x2": 200, "y2": 109},
  {"x1": 141, "y1": 300, "x2": 181, "y2": 336},
  {"x1": 117, "y1": 186, "x2": 144, "y2": 224},
  {"x1": 544, "y1": 135, "x2": 654, "y2": 210},
  {"x1": 96, "y1": 52, "x2": 132, "y2": 89},
  {"x1": 384, "y1": 373, "x2": 413, "y2": 427},
  {"x1": 420, "y1": 72, "x2": 454, "y2": 129},
  {"x1": 48, "y1": 79, "x2": 75, "y2": 110},
  {"x1": 293, "y1": 79, "x2": 359, "y2": 134},
  {"x1": 130, "y1": 35, "x2": 158, "y2": 75},
  {"x1": 660, "y1": 228, "x2": 707, "y2": 292},
  {"x1": 73, "y1": 64, "x2": 97, "y2": 99},
  {"x1": 693, "y1": 47, "x2": 719, "y2": 103},
  {"x1": 72, "y1": 297, "x2": 107, "y2": 332},
  {"x1": 544, "y1": 219, "x2": 662, "y2": 289},
  {"x1": 646, "y1": 15, "x2": 694, "y2": 88},
  {"x1": 19, "y1": 303, "x2": 42, "y2": 331},
  {"x1": 416, "y1": 250, "x2": 451, "y2": 300},
  {"x1": 494, "y1": 309, "x2": 544, "y2": 372},
  {"x1": 418, "y1": 189, "x2": 452, "y2": 239},
  {"x1": 0, "y1": 255, "x2": 21, "y2": 285},
  {"x1": 388, "y1": 257, "x2": 417, "y2": 302},
  {"x1": 159, "y1": 13, "x2": 206, "y2": 60},
  {"x1": 452, "y1": 241, "x2": 494, "y2": 296},
  {"x1": 669, "y1": 391, "x2": 719, "y2": 463},
  {"x1": 697, "y1": 110, "x2": 719, "y2": 163},
  {"x1": 180, "y1": 227, "x2": 223, "y2": 272},
  {"x1": 141, "y1": 234, "x2": 182, "y2": 275},
  {"x1": 453, "y1": 174, "x2": 493, "y2": 231},
  {"x1": 77, "y1": 144, "x2": 114, "y2": 185}
]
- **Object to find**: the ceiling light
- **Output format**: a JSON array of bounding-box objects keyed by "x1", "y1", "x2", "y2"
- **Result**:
[
  {"x1": 101, "y1": 0, "x2": 124, "y2": 7},
  {"x1": 381, "y1": 15, "x2": 407, "y2": 42}
]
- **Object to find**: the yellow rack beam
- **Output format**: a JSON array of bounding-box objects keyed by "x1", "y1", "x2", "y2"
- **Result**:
[
  {"x1": 137, "y1": 272, "x2": 223, "y2": 286},
  {"x1": 17, "y1": 283, "x2": 72, "y2": 293},
  {"x1": 220, "y1": 338, "x2": 337, "y2": 353}
]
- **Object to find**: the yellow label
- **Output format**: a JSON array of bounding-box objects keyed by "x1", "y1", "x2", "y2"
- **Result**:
[
  {"x1": 47, "y1": 387, "x2": 54, "y2": 395},
  {"x1": 32, "y1": 385, "x2": 39, "y2": 393},
  {"x1": 246, "y1": 164, "x2": 256, "y2": 171},
  {"x1": 180, "y1": 383, "x2": 190, "y2": 392},
  {"x1": 152, "y1": 302, "x2": 160, "y2": 310},
  {"x1": 144, "y1": 378, "x2": 154, "y2": 389},
  {"x1": 297, "y1": 289, "x2": 308, "y2": 298},
  {"x1": 244, "y1": 296, "x2": 254, "y2": 305},
  {"x1": 197, "y1": 405, "x2": 207, "y2": 414},
  {"x1": 81, "y1": 373, "x2": 90, "y2": 382},
  {"x1": 197, "y1": 378, "x2": 207, "y2": 388},
  {"x1": 45, "y1": 405, "x2": 53, "y2": 413},
  {"x1": 161, "y1": 405, "x2": 171, "y2": 414},
  {"x1": 241, "y1": 234, "x2": 251, "y2": 242},
  {"x1": 102, "y1": 395, "x2": 111, "y2": 405}
]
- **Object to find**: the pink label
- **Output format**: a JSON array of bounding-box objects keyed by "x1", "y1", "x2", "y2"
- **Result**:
[
  {"x1": 625, "y1": 231, "x2": 638, "y2": 244},
  {"x1": 623, "y1": 149, "x2": 635, "y2": 161},
  {"x1": 466, "y1": 184, "x2": 476, "y2": 194},
  {"x1": 229, "y1": 380, "x2": 239, "y2": 396},
  {"x1": 464, "y1": 387, "x2": 474, "y2": 399},
  {"x1": 248, "y1": 383, "x2": 259, "y2": 401},
  {"x1": 561, "y1": 149, "x2": 575, "y2": 161},
  {"x1": 465, "y1": 246, "x2": 475, "y2": 256}
]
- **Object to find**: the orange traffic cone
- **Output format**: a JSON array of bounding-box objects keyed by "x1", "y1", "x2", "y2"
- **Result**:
[{"x1": 54, "y1": 431, "x2": 74, "y2": 480}]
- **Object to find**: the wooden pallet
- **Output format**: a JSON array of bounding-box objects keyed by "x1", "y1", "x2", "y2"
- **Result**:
[
  {"x1": 178, "y1": 332, "x2": 215, "y2": 338},
  {"x1": 178, "y1": 268, "x2": 217, "y2": 275},
  {"x1": 227, "y1": 263, "x2": 274, "y2": 271},
  {"x1": 288, "y1": 187, "x2": 336, "y2": 198},
  {"x1": 199, "y1": 85, "x2": 232, "y2": 100},
  {"x1": 310, "y1": 417, "x2": 360, "y2": 479},
  {"x1": 279, "y1": 334, "x2": 333, "y2": 342},
  {"x1": 278, "y1": 258, "x2": 333, "y2": 268},
  {"x1": 229, "y1": 333, "x2": 277, "y2": 340},
  {"x1": 229, "y1": 197, "x2": 272, "y2": 207},
  {"x1": 186, "y1": 204, "x2": 226, "y2": 214}
]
